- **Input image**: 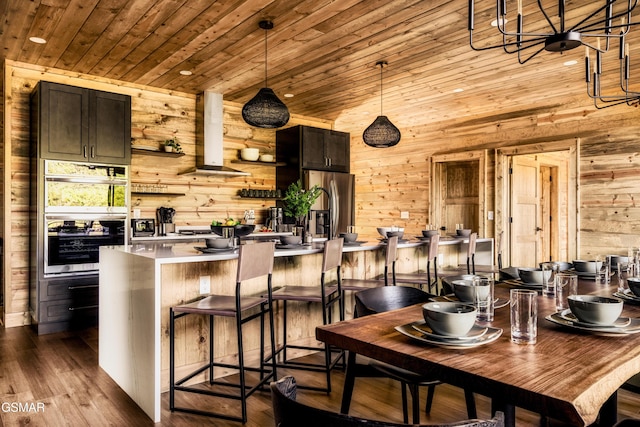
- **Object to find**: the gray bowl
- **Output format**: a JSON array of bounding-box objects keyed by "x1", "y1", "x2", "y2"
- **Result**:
[
  {"x1": 539, "y1": 261, "x2": 573, "y2": 272},
  {"x1": 518, "y1": 267, "x2": 551, "y2": 284},
  {"x1": 339, "y1": 232, "x2": 358, "y2": 243},
  {"x1": 422, "y1": 302, "x2": 477, "y2": 337},
  {"x1": 609, "y1": 255, "x2": 629, "y2": 267},
  {"x1": 572, "y1": 260, "x2": 601, "y2": 273},
  {"x1": 627, "y1": 277, "x2": 640, "y2": 297},
  {"x1": 422, "y1": 230, "x2": 439, "y2": 237},
  {"x1": 456, "y1": 229, "x2": 472, "y2": 237},
  {"x1": 568, "y1": 295, "x2": 623, "y2": 325},
  {"x1": 280, "y1": 235, "x2": 302, "y2": 245},
  {"x1": 377, "y1": 227, "x2": 404, "y2": 238},
  {"x1": 205, "y1": 238, "x2": 230, "y2": 249},
  {"x1": 452, "y1": 279, "x2": 490, "y2": 303},
  {"x1": 386, "y1": 231, "x2": 404, "y2": 239}
]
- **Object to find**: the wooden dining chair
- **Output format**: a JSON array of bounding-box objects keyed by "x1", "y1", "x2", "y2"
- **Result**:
[
  {"x1": 340, "y1": 286, "x2": 477, "y2": 424},
  {"x1": 272, "y1": 376, "x2": 504, "y2": 427}
]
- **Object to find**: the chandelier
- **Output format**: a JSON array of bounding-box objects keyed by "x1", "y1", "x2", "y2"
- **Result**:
[
  {"x1": 242, "y1": 20, "x2": 290, "y2": 128},
  {"x1": 468, "y1": 1, "x2": 638, "y2": 64},
  {"x1": 586, "y1": 33, "x2": 640, "y2": 107},
  {"x1": 363, "y1": 61, "x2": 401, "y2": 148}
]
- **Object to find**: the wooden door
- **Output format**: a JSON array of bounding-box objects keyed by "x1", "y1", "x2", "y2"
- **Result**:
[
  {"x1": 510, "y1": 156, "x2": 541, "y2": 267},
  {"x1": 440, "y1": 161, "x2": 479, "y2": 235}
]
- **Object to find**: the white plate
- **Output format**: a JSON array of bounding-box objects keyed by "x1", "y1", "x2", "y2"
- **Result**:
[
  {"x1": 439, "y1": 294, "x2": 510, "y2": 309},
  {"x1": 558, "y1": 309, "x2": 630, "y2": 328},
  {"x1": 622, "y1": 289, "x2": 640, "y2": 301},
  {"x1": 410, "y1": 320, "x2": 488, "y2": 341},
  {"x1": 276, "y1": 243, "x2": 304, "y2": 249},
  {"x1": 545, "y1": 313, "x2": 640, "y2": 335},
  {"x1": 503, "y1": 279, "x2": 543, "y2": 290},
  {"x1": 194, "y1": 246, "x2": 235, "y2": 253},
  {"x1": 395, "y1": 322, "x2": 503, "y2": 349}
]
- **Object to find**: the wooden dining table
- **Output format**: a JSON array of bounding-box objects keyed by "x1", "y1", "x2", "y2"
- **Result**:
[{"x1": 316, "y1": 279, "x2": 640, "y2": 426}]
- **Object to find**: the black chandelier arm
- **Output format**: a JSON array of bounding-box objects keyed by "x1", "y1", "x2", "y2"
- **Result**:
[
  {"x1": 516, "y1": 44, "x2": 547, "y2": 64},
  {"x1": 536, "y1": 0, "x2": 560, "y2": 35}
]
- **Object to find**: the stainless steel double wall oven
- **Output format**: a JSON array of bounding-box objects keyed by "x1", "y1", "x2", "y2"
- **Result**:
[{"x1": 31, "y1": 160, "x2": 129, "y2": 333}]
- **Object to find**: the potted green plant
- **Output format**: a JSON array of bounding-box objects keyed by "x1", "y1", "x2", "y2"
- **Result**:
[
  {"x1": 283, "y1": 180, "x2": 321, "y2": 236},
  {"x1": 163, "y1": 138, "x2": 183, "y2": 153}
]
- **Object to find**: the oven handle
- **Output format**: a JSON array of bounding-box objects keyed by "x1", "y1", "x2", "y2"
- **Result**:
[
  {"x1": 68, "y1": 305, "x2": 99, "y2": 311},
  {"x1": 67, "y1": 284, "x2": 99, "y2": 290}
]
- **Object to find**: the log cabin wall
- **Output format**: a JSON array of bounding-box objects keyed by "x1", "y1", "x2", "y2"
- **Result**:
[
  {"x1": 345, "y1": 102, "x2": 640, "y2": 259},
  {"x1": 2, "y1": 60, "x2": 331, "y2": 328}
]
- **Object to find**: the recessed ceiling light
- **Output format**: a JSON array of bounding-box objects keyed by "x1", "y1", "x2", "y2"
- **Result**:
[
  {"x1": 453, "y1": 88, "x2": 465, "y2": 93},
  {"x1": 563, "y1": 59, "x2": 578, "y2": 66},
  {"x1": 29, "y1": 37, "x2": 47, "y2": 44},
  {"x1": 490, "y1": 18, "x2": 507, "y2": 27},
  {"x1": 179, "y1": 70, "x2": 193, "y2": 76},
  {"x1": 284, "y1": 93, "x2": 294, "y2": 98}
]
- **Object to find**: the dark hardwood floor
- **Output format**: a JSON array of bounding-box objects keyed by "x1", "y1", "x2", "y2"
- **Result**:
[{"x1": 1, "y1": 325, "x2": 639, "y2": 426}]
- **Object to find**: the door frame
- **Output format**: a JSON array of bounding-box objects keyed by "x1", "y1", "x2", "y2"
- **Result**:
[
  {"x1": 431, "y1": 150, "x2": 487, "y2": 237},
  {"x1": 496, "y1": 139, "x2": 579, "y2": 267}
]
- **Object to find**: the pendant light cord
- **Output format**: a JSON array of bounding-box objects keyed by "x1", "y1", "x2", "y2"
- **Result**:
[
  {"x1": 379, "y1": 63, "x2": 383, "y2": 116},
  {"x1": 264, "y1": 26, "x2": 268, "y2": 88}
]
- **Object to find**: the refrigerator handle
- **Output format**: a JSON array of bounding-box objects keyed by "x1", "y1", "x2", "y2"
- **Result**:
[{"x1": 330, "y1": 179, "x2": 339, "y2": 239}]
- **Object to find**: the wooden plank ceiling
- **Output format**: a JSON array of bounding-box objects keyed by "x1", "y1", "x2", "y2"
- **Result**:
[{"x1": 3, "y1": 0, "x2": 640, "y2": 134}]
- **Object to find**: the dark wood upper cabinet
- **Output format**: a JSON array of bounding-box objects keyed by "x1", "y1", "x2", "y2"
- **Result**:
[
  {"x1": 32, "y1": 81, "x2": 131, "y2": 165},
  {"x1": 277, "y1": 125, "x2": 350, "y2": 173}
]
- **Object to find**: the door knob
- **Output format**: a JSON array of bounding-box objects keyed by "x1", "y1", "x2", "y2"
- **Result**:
[{"x1": 536, "y1": 227, "x2": 542, "y2": 232}]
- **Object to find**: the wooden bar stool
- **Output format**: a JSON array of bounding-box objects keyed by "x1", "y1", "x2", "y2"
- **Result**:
[
  {"x1": 342, "y1": 235, "x2": 399, "y2": 289},
  {"x1": 395, "y1": 234, "x2": 441, "y2": 294},
  {"x1": 269, "y1": 238, "x2": 344, "y2": 392},
  {"x1": 169, "y1": 241, "x2": 277, "y2": 423}
]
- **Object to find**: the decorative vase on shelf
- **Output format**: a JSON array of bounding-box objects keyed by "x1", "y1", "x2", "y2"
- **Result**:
[{"x1": 164, "y1": 145, "x2": 173, "y2": 153}]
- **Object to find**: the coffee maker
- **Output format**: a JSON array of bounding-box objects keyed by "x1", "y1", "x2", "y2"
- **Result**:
[{"x1": 266, "y1": 207, "x2": 283, "y2": 231}]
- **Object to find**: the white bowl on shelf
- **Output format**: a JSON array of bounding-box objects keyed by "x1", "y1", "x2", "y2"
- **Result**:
[
  {"x1": 259, "y1": 153, "x2": 274, "y2": 162},
  {"x1": 240, "y1": 148, "x2": 260, "y2": 161}
]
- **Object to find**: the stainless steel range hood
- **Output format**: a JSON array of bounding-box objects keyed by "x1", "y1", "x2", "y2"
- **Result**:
[{"x1": 179, "y1": 91, "x2": 249, "y2": 176}]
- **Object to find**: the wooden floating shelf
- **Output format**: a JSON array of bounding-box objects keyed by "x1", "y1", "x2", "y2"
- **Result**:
[
  {"x1": 230, "y1": 159, "x2": 285, "y2": 166},
  {"x1": 132, "y1": 148, "x2": 185, "y2": 158},
  {"x1": 131, "y1": 192, "x2": 186, "y2": 196}
]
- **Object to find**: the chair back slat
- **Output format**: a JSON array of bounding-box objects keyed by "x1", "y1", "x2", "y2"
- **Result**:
[
  {"x1": 385, "y1": 236, "x2": 398, "y2": 267},
  {"x1": 467, "y1": 233, "x2": 477, "y2": 257},
  {"x1": 322, "y1": 238, "x2": 344, "y2": 272},
  {"x1": 237, "y1": 241, "x2": 275, "y2": 282},
  {"x1": 427, "y1": 234, "x2": 440, "y2": 261}
]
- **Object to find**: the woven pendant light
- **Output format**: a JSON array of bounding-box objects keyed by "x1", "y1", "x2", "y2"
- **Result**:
[
  {"x1": 363, "y1": 61, "x2": 400, "y2": 148},
  {"x1": 242, "y1": 20, "x2": 290, "y2": 128}
]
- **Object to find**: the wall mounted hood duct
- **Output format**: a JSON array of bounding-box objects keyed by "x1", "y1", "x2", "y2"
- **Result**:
[{"x1": 178, "y1": 91, "x2": 249, "y2": 176}]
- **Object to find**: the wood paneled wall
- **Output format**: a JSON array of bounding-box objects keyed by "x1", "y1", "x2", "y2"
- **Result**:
[
  {"x1": 344, "y1": 101, "x2": 640, "y2": 260},
  {"x1": 4, "y1": 58, "x2": 640, "y2": 328},
  {"x1": 2, "y1": 60, "x2": 330, "y2": 327}
]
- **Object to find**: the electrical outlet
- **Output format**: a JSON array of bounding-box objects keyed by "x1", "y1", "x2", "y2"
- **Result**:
[
  {"x1": 199, "y1": 276, "x2": 211, "y2": 294},
  {"x1": 487, "y1": 210, "x2": 494, "y2": 220},
  {"x1": 133, "y1": 208, "x2": 141, "y2": 219},
  {"x1": 400, "y1": 211, "x2": 409, "y2": 219}
]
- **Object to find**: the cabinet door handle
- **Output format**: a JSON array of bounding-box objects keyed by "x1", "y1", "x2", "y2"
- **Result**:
[
  {"x1": 68, "y1": 304, "x2": 98, "y2": 311},
  {"x1": 328, "y1": 158, "x2": 332, "y2": 167},
  {"x1": 83, "y1": 145, "x2": 88, "y2": 158},
  {"x1": 90, "y1": 146, "x2": 95, "y2": 158},
  {"x1": 68, "y1": 284, "x2": 99, "y2": 290}
]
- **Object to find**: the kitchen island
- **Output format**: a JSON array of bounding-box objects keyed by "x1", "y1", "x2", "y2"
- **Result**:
[{"x1": 99, "y1": 236, "x2": 493, "y2": 421}]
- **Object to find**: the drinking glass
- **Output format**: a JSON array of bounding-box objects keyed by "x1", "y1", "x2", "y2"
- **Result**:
[
  {"x1": 555, "y1": 272, "x2": 578, "y2": 311},
  {"x1": 618, "y1": 262, "x2": 629, "y2": 293},
  {"x1": 510, "y1": 289, "x2": 538, "y2": 344},
  {"x1": 540, "y1": 262, "x2": 558, "y2": 297},
  {"x1": 472, "y1": 275, "x2": 494, "y2": 322},
  {"x1": 595, "y1": 255, "x2": 610, "y2": 285}
]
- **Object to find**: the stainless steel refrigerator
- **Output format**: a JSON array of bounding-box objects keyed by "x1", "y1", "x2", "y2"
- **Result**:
[{"x1": 304, "y1": 170, "x2": 355, "y2": 239}]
